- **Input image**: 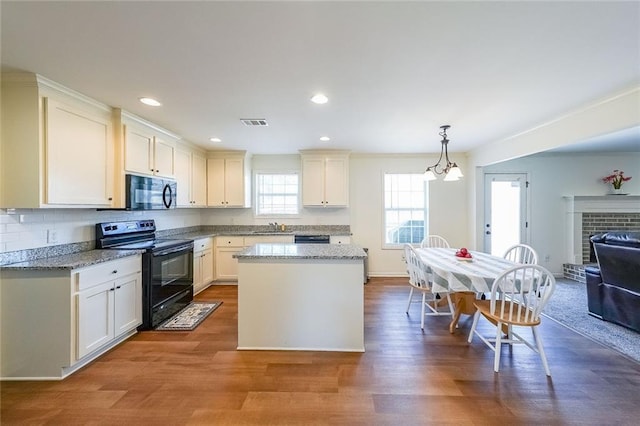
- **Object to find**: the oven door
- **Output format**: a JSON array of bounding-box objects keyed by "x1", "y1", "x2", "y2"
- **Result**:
[{"x1": 150, "y1": 243, "x2": 194, "y2": 309}]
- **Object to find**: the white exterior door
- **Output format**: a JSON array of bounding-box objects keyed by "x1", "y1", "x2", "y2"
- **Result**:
[{"x1": 483, "y1": 173, "x2": 529, "y2": 256}]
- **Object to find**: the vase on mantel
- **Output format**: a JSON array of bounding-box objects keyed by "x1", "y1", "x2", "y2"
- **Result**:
[{"x1": 611, "y1": 187, "x2": 626, "y2": 195}]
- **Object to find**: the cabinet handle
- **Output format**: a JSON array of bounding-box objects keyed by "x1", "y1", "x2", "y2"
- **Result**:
[
  {"x1": 112, "y1": 270, "x2": 118, "y2": 274},
  {"x1": 156, "y1": 169, "x2": 160, "y2": 173},
  {"x1": 116, "y1": 286, "x2": 122, "y2": 289},
  {"x1": 108, "y1": 197, "x2": 113, "y2": 201},
  {"x1": 109, "y1": 288, "x2": 115, "y2": 292}
]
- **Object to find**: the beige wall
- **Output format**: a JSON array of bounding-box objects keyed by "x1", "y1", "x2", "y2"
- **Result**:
[{"x1": 349, "y1": 154, "x2": 468, "y2": 277}]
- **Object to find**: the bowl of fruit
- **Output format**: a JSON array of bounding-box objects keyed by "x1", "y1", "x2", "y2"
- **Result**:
[{"x1": 455, "y1": 247, "x2": 473, "y2": 261}]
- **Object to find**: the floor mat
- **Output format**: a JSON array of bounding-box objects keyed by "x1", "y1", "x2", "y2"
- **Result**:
[{"x1": 155, "y1": 301, "x2": 222, "y2": 331}]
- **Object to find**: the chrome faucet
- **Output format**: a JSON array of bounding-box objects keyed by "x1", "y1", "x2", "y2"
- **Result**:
[{"x1": 269, "y1": 222, "x2": 279, "y2": 231}]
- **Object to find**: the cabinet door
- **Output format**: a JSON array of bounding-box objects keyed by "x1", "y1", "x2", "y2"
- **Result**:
[
  {"x1": 125, "y1": 127, "x2": 153, "y2": 175},
  {"x1": 201, "y1": 248, "x2": 214, "y2": 284},
  {"x1": 224, "y1": 158, "x2": 245, "y2": 206},
  {"x1": 175, "y1": 148, "x2": 192, "y2": 207},
  {"x1": 45, "y1": 98, "x2": 113, "y2": 206},
  {"x1": 153, "y1": 137, "x2": 175, "y2": 178},
  {"x1": 193, "y1": 250, "x2": 204, "y2": 293},
  {"x1": 77, "y1": 281, "x2": 114, "y2": 359},
  {"x1": 207, "y1": 158, "x2": 226, "y2": 206},
  {"x1": 191, "y1": 153, "x2": 208, "y2": 207},
  {"x1": 113, "y1": 274, "x2": 142, "y2": 337},
  {"x1": 324, "y1": 157, "x2": 348, "y2": 207},
  {"x1": 301, "y1": 157, "x2": 326, "y2": 206},
  {"x1": 215, "y1": 247, "x2": 241, "y2": 281}
]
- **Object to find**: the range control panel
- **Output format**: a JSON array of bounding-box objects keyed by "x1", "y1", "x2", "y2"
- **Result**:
[{"x1": 96, "y1": 220, "x2": 156, "y2": 238}]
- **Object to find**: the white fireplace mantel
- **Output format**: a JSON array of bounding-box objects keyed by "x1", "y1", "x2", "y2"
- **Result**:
[{"x1": 564, "y1": 195, "x2": 640, "y2": 264}]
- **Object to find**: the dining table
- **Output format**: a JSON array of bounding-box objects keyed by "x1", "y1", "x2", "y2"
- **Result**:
[{"x1": 415, "y1": 247, "x2": 519, "y2": 333}]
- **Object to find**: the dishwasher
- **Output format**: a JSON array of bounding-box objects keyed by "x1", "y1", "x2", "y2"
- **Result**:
[{"x1": 294, "y1": 235, "x2": 330, "y2": 244}]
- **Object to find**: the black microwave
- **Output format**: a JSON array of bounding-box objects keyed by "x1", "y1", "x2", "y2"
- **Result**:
[{"x1": 126, "y1": 174, "x2": 177, "y2": 210}]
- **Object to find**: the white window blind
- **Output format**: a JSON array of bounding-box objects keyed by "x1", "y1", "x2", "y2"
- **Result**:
[
  {"x1": 384, "y1": 173, "x2": 428, "y2": 245},
  {"x1": 255, "y1": 173, "x2": 299, "y2": 215}
]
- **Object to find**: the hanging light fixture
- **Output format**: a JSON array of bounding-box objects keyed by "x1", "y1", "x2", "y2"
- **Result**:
[{"x1": 423, "y1": 125, "x2": 463, "y2": 181}]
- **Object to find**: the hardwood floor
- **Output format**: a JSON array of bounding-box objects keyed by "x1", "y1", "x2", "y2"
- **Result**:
[{"x1": 2, "y1": 277, "x2": 640, "y2": 425}]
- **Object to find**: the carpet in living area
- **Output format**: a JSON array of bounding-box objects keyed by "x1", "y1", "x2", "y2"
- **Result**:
[
  {"x1": 543, "y1": 278, "x2": 639, "y2": 363},
  {"x1": 156, "y1": 301, "x2": 222, "y2": 331}
]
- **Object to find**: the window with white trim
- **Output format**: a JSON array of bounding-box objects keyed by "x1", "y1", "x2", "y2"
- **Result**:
[
  {"x1": 255, "y1": 172, "x2": 299, "y2": 216},
  {"x1": 383, "y1": 173, "x2": 428, "y2": 246}
]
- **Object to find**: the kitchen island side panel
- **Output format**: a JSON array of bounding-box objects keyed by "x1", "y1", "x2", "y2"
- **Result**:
[{"x1": 237, "y1": 258, "x2": 364, "y2": 352}]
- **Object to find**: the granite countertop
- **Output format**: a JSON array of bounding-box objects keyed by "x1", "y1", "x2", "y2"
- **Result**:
[
  {"x1": 0, "y1": 249, "x2": 144, "y2": 271},
  {"x1": 168, "y1": 225, "x2": 351, "y2": 240},
  {"x1": 170, "y1": 229, "x2": 350, "y2": 240},
  {"x1": 234, "y1": 243, "x2": 367, "y2": 260},
  {"x1": 0, "y1": 225, "x2": 353, "y2": 270}
]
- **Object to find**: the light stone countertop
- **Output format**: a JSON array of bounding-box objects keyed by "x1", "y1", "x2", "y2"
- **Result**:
[
  {"x1": 169, "y1": 230, "x2": 350, "y2": 241},
  {"x1": 0, "y1": 250, "x2": 145, "y2": 271},
  {"x1": 234, "y1": 243, "x2": 367, "y2": 260}
]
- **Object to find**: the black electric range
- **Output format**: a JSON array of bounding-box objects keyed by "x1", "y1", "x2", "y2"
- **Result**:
[{"x1": 96, "y1": 220, "x2": 194, "y2": 330}]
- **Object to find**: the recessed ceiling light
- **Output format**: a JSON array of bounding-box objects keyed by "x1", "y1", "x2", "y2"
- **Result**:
[
  {"x1": 311, "y1": 94, "x2": 328, "y2": 104},
  {"x1": 320, "y1": 136, "x2": 331, "y2": 142},
  {"x1": 139, "y1": 97, "x2": 162, "y2": 107},
  {"x1": 210, "y1": 137, "x2": 222, "y2": 143}
]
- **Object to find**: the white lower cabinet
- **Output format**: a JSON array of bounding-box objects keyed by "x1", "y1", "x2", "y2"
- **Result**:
[
  {"x1": 214, "y1": 237, "x2": 244, "y2": 281},
  {"x1": 214, "y1": 235, "x2": 294, "y2": 282},
  {"x1": 77, "y1": 272, "x2": 141, "y2": 359},
  {"x1": 0, "y1": 254, "x2": 142, "y2": 380},
  {"x1": 193, "y1": 237, "x2": 214, "y2": 294},
  {"x1": 74, "y1": 256, "x2": 142, "y2": 362},
  {"x1": 77, "y1": 280, "x2": 115, "y2": 359}
]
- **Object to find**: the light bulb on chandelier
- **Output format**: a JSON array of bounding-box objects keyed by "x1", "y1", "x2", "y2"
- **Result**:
[{"x1": 424, "y1": 125, "x2": 463, "y2": 182}]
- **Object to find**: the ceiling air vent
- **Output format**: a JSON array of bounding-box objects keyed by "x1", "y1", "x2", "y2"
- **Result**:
[{"x1": 241, "y1": 118, "x2": 268, "y2": 126}]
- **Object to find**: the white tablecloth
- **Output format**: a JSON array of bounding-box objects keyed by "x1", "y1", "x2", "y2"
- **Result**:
[{"x1": 416, "y1": 247, "x2": 518, "y2": 293}]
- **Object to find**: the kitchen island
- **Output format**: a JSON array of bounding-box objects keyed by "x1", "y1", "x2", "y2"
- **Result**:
[{"x1": 234, "y1": 243, "x2": 367, "y2": 352}]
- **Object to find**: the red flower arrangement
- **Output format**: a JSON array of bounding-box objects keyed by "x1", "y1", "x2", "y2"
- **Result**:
[{"x1": 602, "y1": 170, "x2": 632, "y2": 190}]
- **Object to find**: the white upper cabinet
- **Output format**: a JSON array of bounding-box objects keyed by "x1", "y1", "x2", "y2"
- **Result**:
[
  {"x1": 191, "y1": 152, "x2": 207, "y2": 206},
  {"x1": 1, "y1": 73, "x2": 114, "y2": 208},
  {"x1": 175, "y1": 144, "x2": 207, "y2": 207},
  {"x1": 207, "y1": 151, "x2": 251, "y2": 208},
  {"x1": 300, "y1": 150, "x2": 350, "y2": 207},
  {"x1": 119, "y1": 111, "x2": 177, "y2": 179}
]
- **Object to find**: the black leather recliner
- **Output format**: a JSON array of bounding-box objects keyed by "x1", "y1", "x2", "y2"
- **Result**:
[{"x1": 586, "y1": 231, "x2": 640, "y2": 332}]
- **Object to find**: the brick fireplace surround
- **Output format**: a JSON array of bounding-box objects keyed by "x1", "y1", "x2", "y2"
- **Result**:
[{"x1": 563, "y1": 195, "x2": 640, "y2": 282}]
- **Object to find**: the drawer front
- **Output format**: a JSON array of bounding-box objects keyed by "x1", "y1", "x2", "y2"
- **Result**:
[
  {"x1": 330, "y1": 236, "x2": 351, "y2": 244},
  {"x1": 76, "y1": 255, "x2": 141, "y2": 291},
  {"x1": 194, "y1": 237, "x2": 213, "y2": 252},
  {"x1": 215, "y1": 236, "x2": 244, "y2": 247}
]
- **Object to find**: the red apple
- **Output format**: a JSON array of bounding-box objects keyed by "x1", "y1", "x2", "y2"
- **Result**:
[
  {"x1": 460, "y1": 247, "x2": 468, "y2": 255},
  {"x1": 465, "y1": 253, "x2": 472, "y2": 258}
]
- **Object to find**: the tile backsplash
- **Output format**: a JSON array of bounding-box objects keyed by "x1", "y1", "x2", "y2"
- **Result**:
[{"x1": 0, "y1": 208, "x2": 202, "y2": 254}]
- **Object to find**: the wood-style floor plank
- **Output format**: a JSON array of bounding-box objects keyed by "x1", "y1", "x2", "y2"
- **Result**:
[{"x1": 2, "y1": 277, "x2": 640, "y2": 425}]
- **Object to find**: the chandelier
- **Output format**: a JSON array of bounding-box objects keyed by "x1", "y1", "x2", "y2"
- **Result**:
[{"x1": 423, "y1": 125, "x2": 463, "y2": 181}]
